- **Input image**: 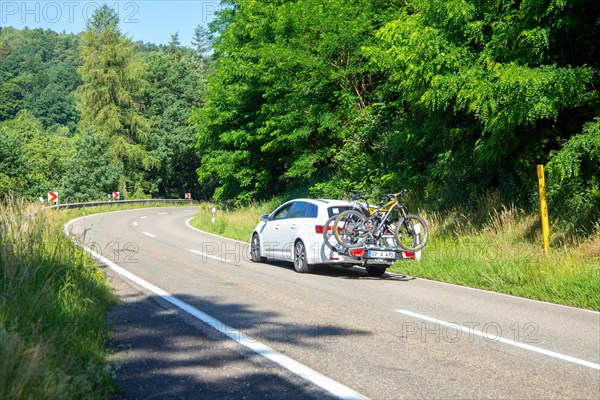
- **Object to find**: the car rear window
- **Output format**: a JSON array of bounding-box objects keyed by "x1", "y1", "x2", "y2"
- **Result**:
[
  {"x1": 305, "y1": 203, "x2": 318, "y2": 218},
  {"x1": 327, "y1": 206, "x2": 352, "y2": 217}
]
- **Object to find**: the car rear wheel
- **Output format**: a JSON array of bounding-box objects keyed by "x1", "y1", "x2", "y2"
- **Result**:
[
  {"x1": 366, "y1": 264, "x2": 387, "y2": 277},
  {"x1": 251, "y1": 234, "x2": 267, "y2": 263},
  {"x1": 293, "y1": 241, "x2": 314, "y2": 273}
]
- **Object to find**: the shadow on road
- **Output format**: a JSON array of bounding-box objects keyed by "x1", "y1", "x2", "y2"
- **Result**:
[
  {"x1": 107, "y1": 274, "x2": 367, "y2": 399},
  {"x1": 265, "y1": 260, "x2": 417, "y2": 282}
]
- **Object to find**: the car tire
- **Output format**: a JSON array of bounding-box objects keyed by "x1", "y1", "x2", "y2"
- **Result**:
[
  {"x1": 366, "y1": 265, "x2": 387, "y2": 277},
  {"x1": 293, "y1": 240, "x2": 314, "y2": 273},
  {"x1": 251, "y1": 234, "x2": 267, "y2": 263}
]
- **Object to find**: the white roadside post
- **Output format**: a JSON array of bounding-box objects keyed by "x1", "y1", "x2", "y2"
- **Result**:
[
  {"x1": 414, "y1": 223, "x2": 422, "y2": 260},
  {"x1": 211, "y1": 206, "x2": 217, "y2": 223}
]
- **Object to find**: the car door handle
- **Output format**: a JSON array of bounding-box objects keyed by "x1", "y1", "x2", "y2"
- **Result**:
[
  {"x1": 275, "y1": 224, "x2": 280, "y2": 230},
  {"x1": 291, "y1": 224, "x2": 296, "y2": 230}
]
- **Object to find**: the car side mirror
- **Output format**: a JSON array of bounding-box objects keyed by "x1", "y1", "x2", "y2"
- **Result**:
[{"x1": 260, "y1": 214, "x2": 269, "y2": 222}]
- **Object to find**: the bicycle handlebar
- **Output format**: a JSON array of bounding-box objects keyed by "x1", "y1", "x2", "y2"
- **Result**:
[{"x1": 386, "y1": 189, "x2": 408, "y2": 200}]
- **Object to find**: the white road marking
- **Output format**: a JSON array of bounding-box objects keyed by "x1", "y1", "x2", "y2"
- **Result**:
[
  {"x1": 132, "y1": 222, "x2": 138, "y2": 226},
  {"x1": 396, "y1": 309, "x2": 600, "y2": 371},
  {"x1": 64, "y1": 216, "x2": 367, "y2": 400},
  {"x1": 158, "y1": 212, "x2": 168, "y2": 215},
  {"x1": 139, "y1": 216, "x2": 147, "y2": 219},
  {"x1": 189, "y1": 249, "x2": 226, "y2": 263},
  {"x1": 142, "y1": 231, "x2": 156, "y2": 238}
]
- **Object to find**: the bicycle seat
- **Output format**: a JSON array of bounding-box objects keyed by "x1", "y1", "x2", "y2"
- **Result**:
[{"x1": 347, "y1": 192, "x2": 371, "y2": 201}]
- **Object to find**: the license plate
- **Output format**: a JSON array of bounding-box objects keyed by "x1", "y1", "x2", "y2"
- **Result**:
[{"x1": 367, "y1": 250, "x2": 395, "y2": 259}]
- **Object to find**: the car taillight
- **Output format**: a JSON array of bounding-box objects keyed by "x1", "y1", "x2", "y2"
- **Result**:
[
  {"x1": 402, "y1": 251, "x2": 415, "y2": 259},
  {"x1": 350, "y1": 248, "x2": 365, "y2": 257},
  {"x1": 317, "y1": 224, "x2": 341, "y2": 234}
]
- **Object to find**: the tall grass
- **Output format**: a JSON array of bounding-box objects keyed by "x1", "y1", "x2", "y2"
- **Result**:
[
  {"x1": 395, "y1": 194, "x2": 600, "y2": 310},
  {"x1": 189, "y1": 200, "x2": 283, "y2": 242},
  {"x1": 190, "y1": 194, "x2": 600, "y2": 310},
  {"x1": 0, "y1": 198, "x2": 117, "y2": 399}
]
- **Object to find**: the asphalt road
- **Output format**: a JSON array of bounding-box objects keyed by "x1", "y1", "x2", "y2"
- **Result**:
[{"x1": 68, "y1": 206, "x2": 600, "y2": 399}]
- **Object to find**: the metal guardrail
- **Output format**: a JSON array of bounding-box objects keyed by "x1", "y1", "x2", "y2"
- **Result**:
[{"x1": 49, "y1": 198, "x2": 196, "y2": 210}]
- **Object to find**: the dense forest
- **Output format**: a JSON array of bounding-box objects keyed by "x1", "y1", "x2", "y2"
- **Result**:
[
  {"x1": 0, "y1": 7, "x2": 208, "y2": 201},
  {"x1": 1, "y1": 0, "x2": 599, "y2": 231},
  {"x1": 195, "y1": 0, "x2": 599, "y2": 231}
]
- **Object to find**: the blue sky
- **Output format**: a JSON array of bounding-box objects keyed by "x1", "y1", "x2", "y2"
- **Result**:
[{"x1": 0, "y1": 0, "x2": 221, "y2": 45}]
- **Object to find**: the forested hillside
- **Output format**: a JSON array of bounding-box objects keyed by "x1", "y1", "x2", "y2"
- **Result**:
[
  {"x1": 195, "y1": 0, "x2": 599, "y2": 232},
  {"x1": 0, "y1": 8, "x2": 208, "y2": 202},
  {"x1": 1, "y1": 1, "x2": 598, "y2": 232}
]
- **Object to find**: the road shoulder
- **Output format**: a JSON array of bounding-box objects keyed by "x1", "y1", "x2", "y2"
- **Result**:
[{"x1": 104, "y1": 265, "x2": 337, "y2": 400}]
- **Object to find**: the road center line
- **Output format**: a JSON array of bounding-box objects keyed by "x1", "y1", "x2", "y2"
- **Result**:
[
  {"x1": 395, "y1": 309, "x2": 600, "y2": 371},
  {"x1": 189, "y1": 249, "x2": 227, "y2": 263},
  {"x1": 142, "y1": 231, "x2": 156, "y2": 238}
]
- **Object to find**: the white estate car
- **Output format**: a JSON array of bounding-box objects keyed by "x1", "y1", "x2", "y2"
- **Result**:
[{"x1": 250, "y1": 198, "x2": 414, "y2": 276}]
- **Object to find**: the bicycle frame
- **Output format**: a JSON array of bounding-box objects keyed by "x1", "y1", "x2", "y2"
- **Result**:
[
  {"x1": 367, "y1": 200, "x2": 400, "y2": 240},
  {"x1": 334, "y1": 190, "x2": 429, "y2": 253},
  {"x1": 359, "y1": 194, "x2": 413, "y2": 243},
  {"x1": 347, "y1": 196, "x2": 377, "y2": 217}
]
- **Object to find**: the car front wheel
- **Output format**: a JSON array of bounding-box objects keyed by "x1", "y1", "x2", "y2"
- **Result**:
[
  {"x1": 293, "y1": 241, "x2": 314, "y2": 273},
  {"x1": 251, "y1": 234, "x2": 267, "y2": 263}
]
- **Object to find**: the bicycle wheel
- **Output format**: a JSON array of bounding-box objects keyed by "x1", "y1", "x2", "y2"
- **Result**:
[
  {"x1": 396, "y1": 214, "x2": 429, "y2": 252},
  {"x1": 333, "y1": 210, "x2": 367, "y2": 248},
  {"x1": 322, "y1": 214, "x2": 342, "y2": 252}
]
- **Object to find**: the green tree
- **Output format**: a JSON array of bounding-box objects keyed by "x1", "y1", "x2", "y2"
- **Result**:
[
  {"x1": 193, "y1": 0, "x2": 403, "y2": 202},
  {"x1": 0, "y1": 81, "x2": 23, "y2": 121},
  {"x1": 191, "y1": 25, "x2": 211, "y2": 56},
  {"x1": 61, "y1": 127, "x2": 122, "y2": 201},
  {"x1": 77, "y1": 4, "x2": 153, "y2": 196},
  {"x1": 0, "y1": 114, "x2": 26, "y2": 194},
  {"x1": 0, "y1": 28, "x2": 81, "y2": 130},
  {"x1": 0, "y1": 110, "x2": 70, "y2": 199},
  {"x1": 143, "y1": 44, "x2": 206, "y2": 198},
  {"x1": 368, "y1": 0, "x2": 599, "y2": 207}
]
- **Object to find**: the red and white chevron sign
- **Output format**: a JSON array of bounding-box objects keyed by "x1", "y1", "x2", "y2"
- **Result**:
[
  {"x1": 184, "y1": 193, "x2": 191, "y2": 199},
  {"x1": 47, "y1": 191, "x2": 58, "y2": 203},
  {"x1": 112, "y1": 191, "x2": 120, "y2": 200}
]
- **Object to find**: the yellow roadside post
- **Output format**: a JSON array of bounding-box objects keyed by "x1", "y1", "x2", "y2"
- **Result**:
[{"x1": 537, "y1": 165, "x2": 550, "y2": 254}]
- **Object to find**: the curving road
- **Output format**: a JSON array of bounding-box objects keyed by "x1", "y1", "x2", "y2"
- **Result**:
[{"x1": 68, "y1": 206, "x2": 600, "y2": 399}]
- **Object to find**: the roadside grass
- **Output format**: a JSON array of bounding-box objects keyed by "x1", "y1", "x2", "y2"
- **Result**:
[
  {"x1": 190, "y1": 198, "x2": 600, "y2": 311},
  {"x1": 189, "y1": 200, "x2": 282, "y2": 242},
  {"x1": 396, "y1": 204, "x2": 600, "y2": 310},
  {"x1": 1, "y1": 198, "x2": 117, "y2": 399}
]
